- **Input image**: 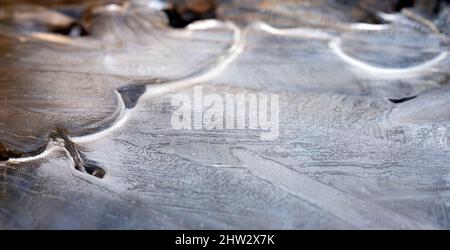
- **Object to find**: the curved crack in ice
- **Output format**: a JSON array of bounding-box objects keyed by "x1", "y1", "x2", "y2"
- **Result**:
[
  {"x1": 6, "y1": 20, "x2": 245, "y2": 174},
  {"x1": 349, "y1": 23, "x2": 389, "y2": 31},
  {"x1": 329, "y1": 38, "x2": 448, "y2": 78},
  {"x1": 73, "y1": 20, "x2": 244, "y2": 143},
  {"x1": 252, "y1": 22, "x2": 334, "y2": 40},
  {"x1": 7, "y1": 139, "x2": 65, "y2": 164},
  {"x1": 72, "y1": 90, "x2": 129, "y2": 144},
  {"x1": 252, "y1": 22, "x2": 389, "y2": 40}
]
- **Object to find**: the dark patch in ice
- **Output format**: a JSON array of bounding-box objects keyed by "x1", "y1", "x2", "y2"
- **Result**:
[
  {"x1": 388, "y1": 95, "x2": 418, "y2": 104},
  {"x1": 52, "y1": 23, "x2": 89, "y2": 37},
  {"x1": 117, "y1": 84, "x2": 146, "y2": 109},
  {"x1": 0, "y1": 139, "x2": 51, "y2": 162},
  {"x1": 394, "y1": 0, "x2": 415, "y2": 12}
]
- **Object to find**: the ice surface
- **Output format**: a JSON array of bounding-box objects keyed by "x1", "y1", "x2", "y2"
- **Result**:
[{"x1": 0, "y1": 0, "x2": 449, "y2": 229}]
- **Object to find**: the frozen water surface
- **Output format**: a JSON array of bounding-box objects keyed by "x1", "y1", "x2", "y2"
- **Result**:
[{"x1": 0, "y1": 0, "x2": 450, "y2": 229}]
